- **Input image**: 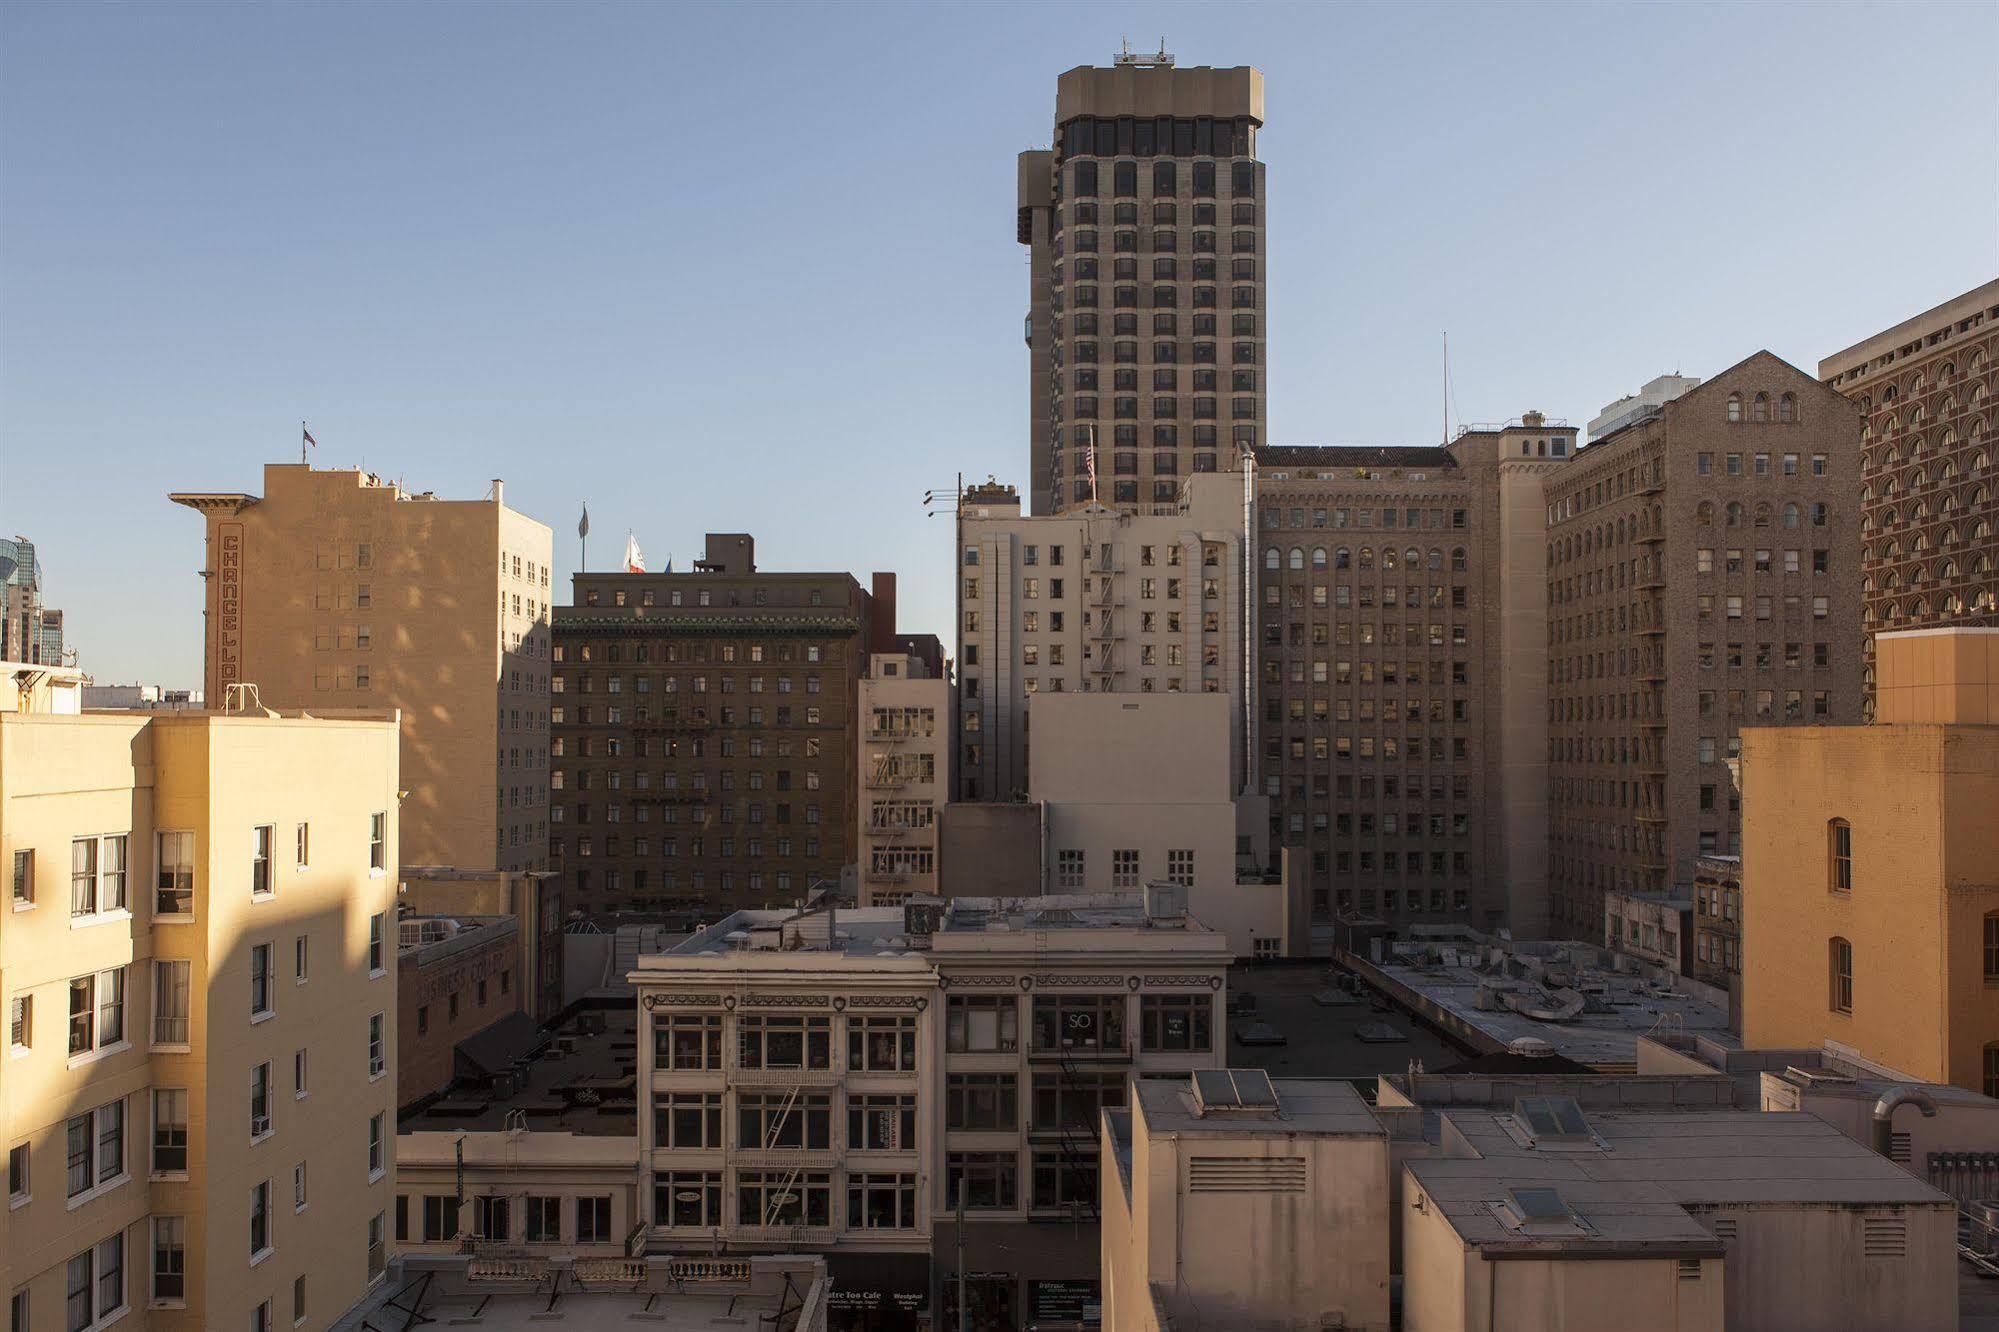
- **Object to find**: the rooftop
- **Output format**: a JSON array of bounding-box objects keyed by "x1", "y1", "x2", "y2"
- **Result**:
[
  {"x1": 1133, "y1": 1072, "x2": 1385, "y2": 1138},
  {"x1": 1350, "y1": 932, "x2": 1736, "y2": 1069},
  {"x1": 402, "y1": 1005, "x2": 637, "y2": 1136}
]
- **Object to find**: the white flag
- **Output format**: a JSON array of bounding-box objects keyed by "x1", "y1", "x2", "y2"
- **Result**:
[{"x1": 624, "y1": 532, "x2": 646, "y2": 573}]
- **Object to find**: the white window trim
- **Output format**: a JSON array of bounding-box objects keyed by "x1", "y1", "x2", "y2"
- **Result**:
[
  {"x1": 68, "y1": 907, "x2": 135, "y2": 932},
  {"x1": 66, "y1": 1040, "x2": 132, "y2": 1073}
]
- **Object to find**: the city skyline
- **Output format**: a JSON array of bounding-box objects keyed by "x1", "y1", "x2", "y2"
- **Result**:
[{"x1": 4, "y1": 2, "x2": 1995, "y2": 686}]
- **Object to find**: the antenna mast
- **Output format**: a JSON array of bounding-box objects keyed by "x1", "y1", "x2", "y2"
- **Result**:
[{"x1": 1443, "y1": 333, "x2": 1451, "y2": 445}]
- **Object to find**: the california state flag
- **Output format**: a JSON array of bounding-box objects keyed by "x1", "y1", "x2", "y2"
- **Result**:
[{"x1": 624, "y1": 532, "x2": 646, "y2": 573}]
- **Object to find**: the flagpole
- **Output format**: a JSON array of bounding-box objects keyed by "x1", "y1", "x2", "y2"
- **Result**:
[{"x1": 300, "y1": 421, "x2": 307, "y2": 466}]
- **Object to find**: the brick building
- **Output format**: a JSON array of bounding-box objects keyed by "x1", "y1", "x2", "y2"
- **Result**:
[
  {"x1": 1543, "y1": 352, "x2": 1863, "y2": 936},
  {"x1": 1818, "y1": 277, "x2": 1999, "y2": 711},
  {"x1": 551, "y1": 534, "x2": 908, "y2": 917}
]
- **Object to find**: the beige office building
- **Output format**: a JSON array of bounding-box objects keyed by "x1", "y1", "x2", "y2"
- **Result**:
[
  {"x1": 635, "y1": 893, "x2": 1230, "y2": 1326},
  {"x1": 1, "y1": 677, "x2": 400, "y2": 1330},
  {"x1": 1019, "y1": 60, "x2": 1266, "y2": 515},
  {"x1": 856, "y1": 652, "x2": 949, "y2": 907},
  {"x1": 1818, "y1": 278, "x2": 1999, "y2": 709},
  {"x1": 1543, "y1": 353, "x2": 1863, "y2": 936},
  {"x1": 171, "y1": 463, "x2": 553, "y2": 876},
  {"x1": 955, "y1": 473, "x2": 1248, "y2": 803},
  {"x1": 1252, "y1": 418, "x2": 1575, "y2": 932}
]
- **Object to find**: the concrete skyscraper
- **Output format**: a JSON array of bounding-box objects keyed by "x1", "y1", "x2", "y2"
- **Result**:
[{"x1": 1018, "y1": 55, "x2": 1266, "y2": 517}]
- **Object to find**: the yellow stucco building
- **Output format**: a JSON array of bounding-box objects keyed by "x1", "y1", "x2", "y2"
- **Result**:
[
  {"x1": 0, "y1": 670, "x2": 401, "y2": 1329},
  {"x1": 171, "y1": 464, "x2": 552, "y2": 876},
  {"x1": 1741, "y1": 626, "x2": 1999, "y2": 1095}
]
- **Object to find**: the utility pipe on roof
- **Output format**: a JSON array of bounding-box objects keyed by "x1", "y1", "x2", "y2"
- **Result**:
[{"x1": 1871, "y1": 1085, "x2": 1938, "y2": 1158}]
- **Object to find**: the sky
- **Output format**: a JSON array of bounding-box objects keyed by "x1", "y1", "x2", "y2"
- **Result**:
[{"x1": 3, "y1": 1, "x2": 1995, "y2": 688}]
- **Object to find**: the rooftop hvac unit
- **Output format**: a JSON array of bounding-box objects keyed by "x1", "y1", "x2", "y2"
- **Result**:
[{"x1": 1143, "y1": 882, "x2": 1188, "y2": 922}]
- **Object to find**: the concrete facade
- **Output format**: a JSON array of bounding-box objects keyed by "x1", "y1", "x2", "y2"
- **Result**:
[
  {"x1": 956, "y1": 473, "x2": 1249, "y2": 804},
  {"x1": 1739, "y1": 627, "x2": 1999, "y2": 1095},
  {"x1": 1819, "y1": 278, "x2": 1999, "y2": 710},
  {"x1": 1019, "y1": 63, "x2": 1266, "y2": 517},
  {"x1": 856, "y1": 652, "x2": 949, "y2": 907},
  {"x1": 170, "y1": 464, "x2": 553, "y2": 876},
  {"x1": 0, "y1": 694, "x2": 401, "y2": 1330},
  {"x1": 1254, "y1": 419, "x2": 1575, "y2": 933},
  {"x1": 1543, "y1": 353, "x2": 1864, "y2": 938}
]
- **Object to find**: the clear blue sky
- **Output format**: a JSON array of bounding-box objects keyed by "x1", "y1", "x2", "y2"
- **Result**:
[{"x1": 4, "y1": 1, "x2": 1994, "y2": 687}]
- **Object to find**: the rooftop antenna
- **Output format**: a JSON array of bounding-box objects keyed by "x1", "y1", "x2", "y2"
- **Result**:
[
  {"x1": 1114, "y1": 37, "x2": 1175, "y2": 67},
  {"x1": 1443, "y1": 333, "x2": 1450, "y2": 445}
]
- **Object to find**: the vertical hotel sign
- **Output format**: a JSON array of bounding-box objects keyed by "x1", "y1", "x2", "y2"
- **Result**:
[{"x1": 217, "y1": 522, "x2": 245, "y2": 693}]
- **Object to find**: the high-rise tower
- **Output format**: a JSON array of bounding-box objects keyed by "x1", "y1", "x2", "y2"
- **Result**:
[{"x1": 1019, "y1": 54, "x2": 1266, "y2": 516}]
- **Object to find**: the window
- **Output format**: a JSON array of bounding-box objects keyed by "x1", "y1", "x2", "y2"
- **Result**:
[
  {"x1": 1111, "y1": 849, "x2": 1140, "y2": 888},
  {"x1": 369, "y1": 1112, "x2": 386, "y2": 1176},
  {"x1": 1032, "y1": 1149, "x2": 1099, "y2": 1212},
  {"x1": 68, "y1": 967, "x2": 125, "y2": 1056},
  {"x1": 848, "y1": 1014, "x2": 918, "y2": 1072},
  {"x1": 420, "y1": 1194, "x2": 459, "y2": 1241},
  {"x1": 738, "y1": 1091, "x2": 831, "y2": 1149},
  {"x1": 294, "y1": 934, "x2": 308, "y2": 983},
  {"x1": 737, "y1": 1014, "x2": 830, "y2": 1070},
  {"x1": 1056, "y1": 848, "x2": 1084, "y2": 889},
  {"x1": 251, "y1": 944, "x2": 274, "y2": 1018},
  {"x1": 152, "y1": 1215, "x2": 187, "y2": 1303},
  {"x1": 368, "y1": 913, "x2": 385, "y2": 973},
  {"x1": 1166, "y1": 849, "x2": 1194, "y2": 886},
  {"x1": 10, "y1": 993, "x2": 30, "y2": 1054},
  {"x1": 155, "y1": 832, "x2": 193, "y2": 916},
  {"x1": 369, "y1": 812, "x2": 386, "y2": 871},
  {"x1": 846, "y1": 1173, "x2": 918, "y2": 1230},
  {"x1": 65, "y1": 1099, "x2": 125, "y2": 1199},
  {"x1": 69, "y1": 834, "x2": 128, "y2": 917},
  {"x1": 251, "y1": 825, "x2": 273, "y2": 896},
  {"x1": 248, "y1": 1179, "x2": 274, "y2": 1259},
  {"x1": 1984, "y1": 912, "x2": 1999, "y2": 983},
  {"x1": 152, "y1": 1089, "x2": 188, "y2": 1174},
  {"x1": 946, "y1": 995, "x2": 1018, "y2": 1053},
  {"x1": 294, "y1": 1161, "x2": 308, "y2": 1210},
  {"x1": 737, "y1": 1170, "x2": 831, "y2": 1229},
  {"x1": 64, "y1": 1232, "x2": 125, "y2": 1331},
  {"x1": 1829, "y1": 937, "x2": 1853, "y2": 1014},
  {"x1": 525, "y1": 1195, "x2": 561, "y2": 1243},
  {"x1": 1140, "y1": 993, "x2": 1213, "y2": 1051},
  {"x1": 1828, "y1": 819, "x2": 1852, "y2": 892},
  {"x1": 653, "y1": 1171, "x2": 723, "y2": 1229},
  {"x1": 294, "y1": 1274, "x2": 308, "y2": 1323},
  {"x1": 474, "y1": 1195, "x2": 510, "y2": 1241},
  {"x1": 251, "y1": 1062, "x2": 273, "y2": 1138},
  {"x1": 947, "y1": 1073, "x2": 1018, "y2": 1131},
  {"x1": 1030, "y1": 995, "x2": 1126, "y2": 1053},
  {"x1": 577, "y1": 1196, "x2": 611, "y2": 1243},
  {"x1": 654, "y1": 1091, "x2": 723, "y2": 1148},
  {"x1": 10, "y1": 848, "x2": 30, "y2": 907},
  {"x1": 8, "y1": 1142, "x2": 27, "y2": 1204},
  {"x1": 653, "y1": 1014, "x2": 723, "y2": 1070},
  {"x1": 152, "y1": 960, "x2": 190, "y2": 1046}
]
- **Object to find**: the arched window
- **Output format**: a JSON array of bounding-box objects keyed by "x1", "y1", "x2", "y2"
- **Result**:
[
  {"x1": 1264, "y1": 547, "x2": 1279, "y2": 571},
  {"x1": 1382, "y1": 548, "x2": 1399, "y2": 571},
  {"x1": 1726, "y1": 393, "x2": 1743, "y2": 423},
  {"x1": 1752, "y1": 392, "x2": 1770, "y2": 422},
  {"x1": 1725, "y1": 502, "x2": 1743, "y2": 528},
  {"x1": 1753, "y1": 502, "x2": 1772, "y2": 528},
  {"x1": 1696, "y1": 501, "x2": 1714, "y2": 526},
  {"x1": 1310, "y1": 546, "x2": 1327, "y2": 570},
  {"x1": 1451, "y1": 547, "x2": 1468, "y2": 572},
  {"x1": 1288, "y1": 547, "x2": 1304, "y2": 571},
  {"x1": 1405, "y1": 547, "x2": 1420, "y2": 568},
  {"x1": 1427, "y1": 548, "x2": 1443, "y2": 571},
  {"x1": 1335, "y1": 547, "x2": 1351, "y2": 570},
  {"x1": 1358, "y1": 547, "x2": 1374, "y2": 570},
  {"x1": 1828, "y1": 819, "x2": 1852, "y2": 892},
  {"x1": 1782, "y1": 502, "x2": 1800, "y2": 529},
  {"x1": 1829, "y1": 937, "x2": 1853, "y2": 1014},
  {"x1": 1778, "y1": 392, "x2": 1796, "y2": 423}
]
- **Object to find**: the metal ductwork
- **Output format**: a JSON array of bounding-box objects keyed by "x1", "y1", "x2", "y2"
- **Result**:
[{"x1": 1870, "y1": 1086, "x2": 1939, "y2": 1157}]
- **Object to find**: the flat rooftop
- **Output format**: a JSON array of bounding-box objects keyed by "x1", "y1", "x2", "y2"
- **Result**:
[
  {"x1": 1409, "y1": 1105, "x2": 1952, "y2": 1257},
  {"x1": 1354, "y1": 938, "x2": 1736, "y2": 1069},
  {"x1": 1134, "y1": 1073, "x2": 1385, "y2": 1138},
  {"x1": 402, "y1": 1006, "x2": 637, "y2": 1136},
  {"x1": 334, "y1": 1256, "x2": 825, "y2": 1331}
]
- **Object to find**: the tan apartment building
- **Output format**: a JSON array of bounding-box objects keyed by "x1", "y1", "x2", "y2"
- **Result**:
[
  {"x1": 1019, "y1": 59, "x2": 1266, "y2": 516},
  {"x1": 1543, "y1": 353, "x2": 1863, "y2": 937},
  {"x1": 955, "y1": 473, "x2": 1248, "y2": 804},
  {"x1": 552, "y1": 534, "x2": 903, "y2": 918},
  {"x1": 634, "y1": 893, "x2": 1230, "y2": 1329},
  {"x1": 0, "y1": 682, "x2": 400, "y2": 1330},
  {"x1": 1740, "y1": 626, "x2": 1999, "y2": 1096},
  {"x1": 170, "y1": 464, "x2": 554, "y2": 875},
  {"x1": 1819, "y1": 277, "x2": 1999, "y2": 709},
  {"x1": 1253, "y1": 418, "x2": 1574, "y2": 933},
  {"x1": 856, "y1": 651, "x2": 949, "y2": 907}
]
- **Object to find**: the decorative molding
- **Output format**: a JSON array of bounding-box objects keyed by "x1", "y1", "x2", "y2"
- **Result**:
[
  {"x1": 1139, "y1": 974, "x2": 1224, "y2": 991},
  {"x1": 846, "y1": 995, "x2": 926, "y2": 1011},
  {"x1": 1028, "y1": 973, "x2": 1127, "y2": 989},
  {"x1": 940, "y1": 974, "x2": 1019, "y2": 990},
  {"x1": 739, "y1": 994, "x2": 830, "y2": 1009},
  {"x1": 642, "y1": 993, "x2": 724, "y2": 1010}
]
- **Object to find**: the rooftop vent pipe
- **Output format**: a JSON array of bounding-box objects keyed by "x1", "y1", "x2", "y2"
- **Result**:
[{"x1": 1871, "y1": 1086, "x2": 1938, "y2": 1157}]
